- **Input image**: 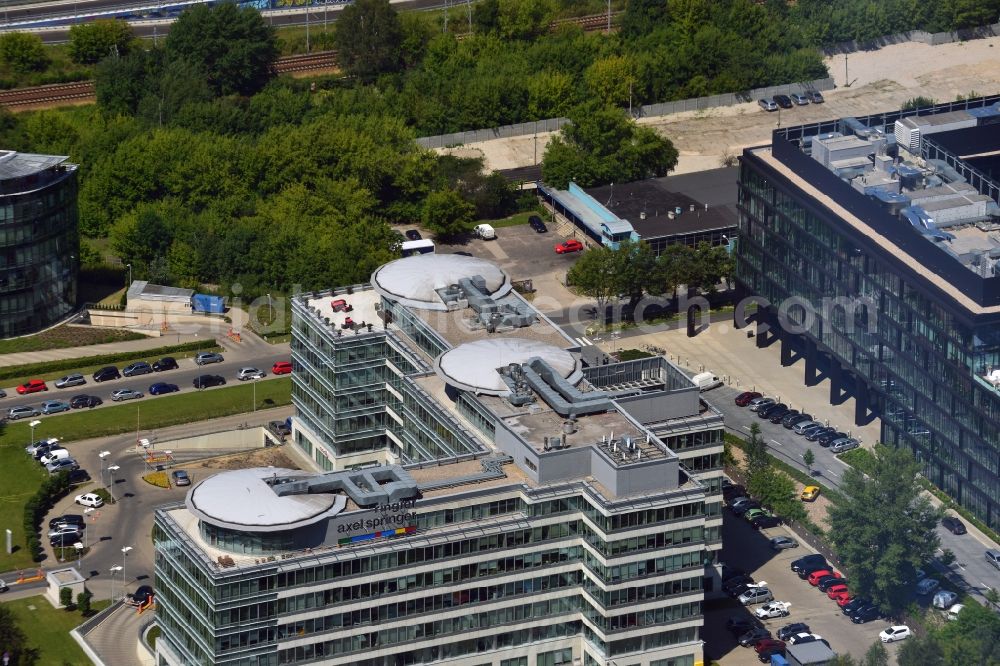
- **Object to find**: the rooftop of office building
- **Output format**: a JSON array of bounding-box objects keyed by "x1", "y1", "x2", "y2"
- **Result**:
[{"x1": 0, "y1": 151, "x2": 71, "y2": 179}]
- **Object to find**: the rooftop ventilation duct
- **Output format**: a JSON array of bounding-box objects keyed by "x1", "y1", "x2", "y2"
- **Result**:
[{"x1": 521, "y1": 356, "x2": 612, "y2": 418}]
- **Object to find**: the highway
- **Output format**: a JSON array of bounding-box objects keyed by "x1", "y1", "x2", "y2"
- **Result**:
[{"x1": 1, "y1": 345, "x2": 290, "y2": 421}]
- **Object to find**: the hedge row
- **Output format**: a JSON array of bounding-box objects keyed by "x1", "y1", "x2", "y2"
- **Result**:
[
  {"x1": 0, "y1": 339, "x2": 219, "y2": 382},
  {"x1": 23, "y1": 471, "x2": 75, "y2": 561}
]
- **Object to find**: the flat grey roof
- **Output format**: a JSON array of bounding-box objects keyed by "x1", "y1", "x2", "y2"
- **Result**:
[
  {"x1": 127, "y1": 280, "x2": 195, "y2": 302},
  {"x1": 0, "y1": 151, "x2": 70, "y2": 180}
]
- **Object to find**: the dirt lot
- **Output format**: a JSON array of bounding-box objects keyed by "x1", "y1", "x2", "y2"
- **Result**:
[{"x1": 185, "y1": 446, "x2": 301, "y2": 472}]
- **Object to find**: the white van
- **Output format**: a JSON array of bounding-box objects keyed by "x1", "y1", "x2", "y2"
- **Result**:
[
  {"x1": 474, "y1": 224, "x2": 496, "y2": 240},
  {"x1": 946, "y1": 603, "x2": 964, "y2": 621},
  {"x1": 691, "y1": 372, "x2": 723, "y2": 392},
  {"x1": 40, "y1": 448, "x2": 70, "y2": 465}
]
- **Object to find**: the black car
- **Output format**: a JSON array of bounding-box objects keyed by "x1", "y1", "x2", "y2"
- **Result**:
[
  {"x1": 152, "y1": 357, "x2": 178, "y2": 372},
  {"x1": 722, "y1": 574, "x2": 754, "y2": 595},
  {"x1": 805, "y1": 426, "x2": 835, "y2": 442},
  {"x1": 721, "y1": 566, "x2": 747, "y2": 583},
  {"x1": 768, "y1": 407, "x2": 792, "y2": 423},
  {"x1": 818, "y1": 431, "x2": 847, "y2": 447},
  {"x1": 798, "y1": 563, "x2": 831, "y2": 580},
  {"x1": 774, "y1": 94, "x2": 793, "y2": 109},
  {"x1": 777, "y1": 622, "x2": 810, "y2": 641},
  {"x1": 122, "y1": 361, "x2": 153, "y2": 377},
  {"x1": 67, "y1": 468, "x2": 91, "y2": 484},
  {"x1": 732, "y1": 501, "x2": 761, "y2": 517},
  {"x1": 791, "y1": 554, "x2": 826, "y2": 574},
  {"x1": 49, "y1": 514, "x2": 86, "y2": 529},
  {"x1": 851, "y1": 605, "x2": 882, "y2": 624},
  {"x1": 738, "y1": 627, "x2": 771, "y2": 647},
  {"x1": 751, "y1": 515, "x2": 783, "y2": 530},
  {"x1": 782, "y1": 412, "x2": 812, "y2": 428},
  {"x1": 528, "y1": 215, "x2": 548, "y2": 233},
  {"x1": 841, "y1": 597, "x2": 872, "y2": 615},
  {"x1": 942, "y1": 516, "x2": 967, "y2": 534},
  {"x1": 193, "y1": 374, "x2": 226, "y2": 389},
  {"x1": 405, "y1": 229, "x2": 422, "y2": 241},
  {"x1": 723, "y1": 485, "x2": 747, "y2": 502},
  {"x1": 776, "y1": 409, "x2": 799, "y2": 425},
  {"x1": 49, "y1": 532, "x2": 81, "y2": 548},
  {"x1": 726, "y1": 616, "x2": 754, "y2": 634},
  {"x1": 92, "y1": 366, "x2": 121, "y2": 382},
  {"x1": 70, "y1": 394, "x2": 102, "y2": 409},
  {"x1": 818, "y1": 576, "x2": 848, "y2": 592},
  {"x1": 129, "y1": 585, "x2": 154, "y2": 606},
  {"x1": 758, "y1": 403, "x2": 787, "y2": 419}
]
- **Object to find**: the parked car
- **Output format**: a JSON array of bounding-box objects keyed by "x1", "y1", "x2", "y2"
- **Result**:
[
  {"x1": 272, "y1": 361, "x2": 292, "y2": 375},
  {"x1": 404, "y1": 229, "x2": 422, "y2": 241},
  {"x1": 754, "y1": 638, "x2": 785, "y2": 654},
  {"x1": 842, "y1": 598, "x2": 872, "y2": 615},
  {"x1": 747, "y1": 396, "x2": 773, "y2": 411},
  {"x1": 55, "y1": 374, "x2": 86, "y2": 389},
  {"x1": 794, "y1": 420, "x2": 824, "y2": 435},
  {"x1": 738, "y1": 627, "x2": 771, "y2": 647},
  {"x1": 879, "y1": 625, "x2": 912, "y2": 643},
  {"x1": 830, "y1": 438, "x2": 860, "y2": 453},
  {"x1": 726, "y1": 616, "x2": 755, "y2": 634},
  {"x1": 46, "y1": 458, "x2": 79, "y2": 474},
  {"x1": 851, "y1": 605, "x2": 882, "y2": 624},
  {"x1": 195, "y1": 352, "x2": 225, "y2": 366},
  {"x1": 798, "y1": 563, "x2": 832, "y2": 580},
  {"x1": 152, "y1": 357, "x2": 179, "y2": 372},
  {"x1": 805, "y1": 426, "x2": 836, "y2": 442},
  {"x1": 554, "y1": 239, "x2": 584, "y2": 254},
  {"x1": 238, "y1": 367, "x2": 265, "y2": 381},
  {"x1": 751, "y1": 515, "x2": 782, "y2": 530},
  {"x1": 739, "y1": 587, "x2": 774, "y2": 605},
  {"x1": 172, "y1": 470, "x2": 191, "y2": 486},
  {"x1": 735, "y1": 391, "x2": 762, "y2": 407},
  {"x1": 777, "y1": 623, "x2": 810, "y2": 641},
  {"x1": 759, "y1": 98, "x2": 778, "y2": 111},
  {"x1": 47, "y1": 525, "x2": 82, "y2": 539},
  {"x1": 757, "y1": 643, "x2": 785, "y2": 662},
  {"x1": 744, "y1": 508, "x2": 773, "y2": 522},
  {"x1": 770, "y1": 536, "x2": 798, "y2": 551},
  {"x1": 758, "y1": 403, "x2": 787, "y2": 419},
  {"x1": 528, "y1": 215, "x2": 548, "y2": 233},
  {"x1": 816, "y1": 574, "x2": 845, "y2": 592},
  {"x1": 473, "y1": 223, "x2": 497, "y2": 240},
  {"x1": 149, "y1": 382, "x2": 179, "y2": 396},
  {"x1": 723, "y1": 574, "x2": 755, "y2": 595},
  {"x1": 67, "y1": 469, "x2": 91, "y2": 485},
  {"x1": 941, "y1": 516, "x2": 966, "y2": 534},
  {"x1": 789, "y1": 633, "x2": 826, "y2": 646},
  {"x1": 723, "y1": 484, "x2": 746, "y2": 502},
  {"x1": 31, "y1": 443, "x2": 63, "y2": 461},
  {"x1": 790, "y1": 92, "x2": 809, "y2": 105},
  {"x1": 775, "y1": 409, "x2": 800, "y2": 424},
  {"x1": 782, "y1": 412, "x2": 812, "y2": 428},
  {"x1": 50, "y1": 532, "x2": 82, "y2": 548},
  {"x1": 732, "y1": 501, "x2": 762, "y2": 517},
  {"x1": 111, "y1": 389, "x2": 144, "y2": 402},
  {"x1": 806, "y1": 90, "x2": 825, "y2": 103},
  {"x1": 93, "y1": 366, "x2": 121, "y2": 382},
  {"x1": 826, "y1": 584, "x2": 850, "y2": 599},
  {"x1": 7, "y1": 405, "x2": 40, "y2": 420},
  {"x1": 39, "y1": 448, "x2": 69, "y2": 465},
  {"x1": 25, "y1": 437, "x2": 59, "y2": 457},
  {"x1": 70, "y1": 394, "x2": 102, "y2": 409},
  {"x1": 194, "y1": 375, "x2": 226, "y2": 389},
  {"x1": 818, "y1": 431, "x2": 848, "y2": 447},
  {"x1": 755, "y1": 601, "x2": 791, "y2": 619},
  {"x1": 49, "y1": 514, "x2": 85, "y2": 530},
  {"x1": 123, "y1": 361, "x2": 153, "y2": 377},
  {"x1": 128, "y1": 585, "x2": 154, "y2": 607},
  {"x1": 16, "y1": 379, "x2": 47, "y2": 395},
  {"x1": 774, "y1": 94, "x2": 793, "y2": 109},
  {"x1": 808, "y1": 569, "x2": 835, "y2": 586},
  {"x1": 984, "y1": 549, "x2": 1000, "y2": 570},
  {"x1": 727, "y1": 581, "x2": 762, "y2": 599},
  {"x1": 932, "y1": 590, "x2": 958, "y2": 609},
  {"x1": 767, "y1": 407, "x2": 792, "y2": 423},
  {"x1": 40, "y1": 400, "x2": 71, "y2": 415},
  {"x1": 916, "y1": 578, "x2": 940, "y2": 595},
  {"x1": 801, "y1": 486, "x2": 820, "y2": 502},
  {"x1": 75, "y1": 493, "x2": 104, "y2": 508}
]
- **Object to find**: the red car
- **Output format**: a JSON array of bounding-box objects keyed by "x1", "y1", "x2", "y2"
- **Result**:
[
  {"x1": 272, "y1": 361, "x2": 292, "y2": 375},
  {"x1": 16, "y1": 379, "x2": 48, "y2": 394},
  {"x1": 835, "y1": 593, "x2": 854, "y2": 607},
  {"x1": 754, "y1": 638, "x2": 785, "y2": 653},
  {"x1": 808, "y1": 569, "x2": 834, "y2": 586},
  {"x1": 330, "y1": 299, "x2": 353, "y2": 313},
  {"x1": 554, "y1": 239, "x2": 584, "y2": 254},
  {"x1": 735, "y1": 391, "x2": 762, "y2": 407},
  {"x1": 826, "y1": 584, "x2": 849, "y2": 599}
]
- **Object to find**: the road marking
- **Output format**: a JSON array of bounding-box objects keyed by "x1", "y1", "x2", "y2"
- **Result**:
[
  {"x1": 826, "y1": 469, "x2": 839, "y2": 478},
  {"x1": 770, "y1": 439, "x2": 782, "y2": 447},
  {"x1": 742, "y1": 425, "x2": 752, "y2": 432},
  {"x1": 832, "y1": 456, "x2": 850, "y2": 467},
  {"x1": 578, "y1": 336, "x2": 593, "y2": 346}
]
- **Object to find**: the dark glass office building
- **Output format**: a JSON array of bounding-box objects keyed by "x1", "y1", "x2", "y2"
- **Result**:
[
  {"x1": 0, "y1": 151, "x2": 78, "y2": 337},
  {"x1": 736, "y1": 96, "x2": 1000, "y2": 530}
]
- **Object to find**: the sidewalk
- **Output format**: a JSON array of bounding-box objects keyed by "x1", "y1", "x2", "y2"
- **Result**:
[{"x1": 0, "y1": 330, "x2": 208, "y2": 369}]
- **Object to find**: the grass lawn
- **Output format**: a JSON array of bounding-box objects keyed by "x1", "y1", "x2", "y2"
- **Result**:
[
  {"x1": 0, "y1": 378, "x2": 292, "y2": 570},
  {"x1": 0, "y1": 326, "x2": 145, "y2": 356},
  {"x1": 485, "y1": 211, "x2": 539, "y2": 229},
  {"x1": 3, "y1": 595, "x2": 111, "y2": 665}
]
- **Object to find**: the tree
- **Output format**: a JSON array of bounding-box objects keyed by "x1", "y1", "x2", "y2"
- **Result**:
[
  {"x1": 802, "y1": 448, "x2": 815, "y2": 472},
  {"x1": 0, "y1": 604, "x2": 38, "y2": 665},
  {"x1": 939, "y1": 548, "x2": 956, "y2": 568},
  {"x1": 165, "y1": 2, "x2": 278, "y2": 96},
  {"x1": 59, "y1": 587, "x2": 73, "y2": 608},
  {"x1": 621, "y1": 0, "x2": 669, "y2": 38},
  {"x1": 0, "y1": 32, "x2": 49, "y2": 73},
  {"x1": 902, "y1": 96, "x2": 936, "y2": 111},
  {"x1": 68, "y1": 19, "x2": 134, "y2": 64},
  {"x1": 94, "y1": 49, "x2": 162, "y2": 116},
  {"x1": 862, "y1": 640, "x2": 889, "y2": 666},
  {"x1": 747, "y1": 466, "x2": 804, "y2": 522},
  {"x1": 472, "y1": 0, "x2": 501, "y2": 34},
  {"x1": 827, "y1": 446, "x2": 941, "y2": 614},
  {"x1": 896, "y1": 633, "x2": 944, "y2": 666},
  {"x1": 614, "y1": 240, "x2": 657, "y2": 307},
  {"x1": 584, "y1": 55, "x2": 638, "y2": 109},
  {"x1": 333, "y1": 0, "x2": 404, "y2": 78},
  {"x1": 76, "y1": 591, "x2": 92, "y2": 616},
  {"x1": 743, "y1": 422, "x2": 767, "y2": 477},
  {"x1": 497, "y1": 0, "x2": 552, "y2": 40},
  {"x1": 567, "y1": 244, "x2": 620, "y2": 323},
  {"x1": 422, "y1": 189, "x2": 475, "y2": 237}
]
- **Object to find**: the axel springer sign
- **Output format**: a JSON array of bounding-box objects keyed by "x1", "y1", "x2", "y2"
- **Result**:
[{"x1": 334, "y1": 497, "x2": 418, "y2": 546}]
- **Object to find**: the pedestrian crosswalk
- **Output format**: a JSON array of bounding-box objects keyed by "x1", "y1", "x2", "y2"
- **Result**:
[{"x1": 574, "y1": 337, "x2": 593, "y2": 347}]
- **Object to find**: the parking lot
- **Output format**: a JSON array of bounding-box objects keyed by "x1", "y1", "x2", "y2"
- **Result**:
[{"x1": 708, "y1": 513, "x2": 903, "y2": 664}]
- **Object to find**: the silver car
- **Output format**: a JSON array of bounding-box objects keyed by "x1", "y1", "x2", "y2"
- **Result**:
[
  {"x1": 793, "y1": 420, "x2": 823, "y2": 435},
  {"x1": 758, "y1": 98, "x2": 778, "y2": 111},
  {"x1": 830, "y1": 438, "x2": 860, "y2": 454},
  {"x1": 749, "y1": 398, "x2": 775, "y2": 412},
  {"x1": 55, "y1": 374, "x2": 86, "y2": 389},
  {"x1": 791, "y1": 93, "x2": 809, "y2": 105},
  {"x1": 45, "y1": 458, "x2": 78, "y2": 474},
  {"x1": 195, "y1": 352, "x2": 224, "y2": 365},
  {"x1": 111, "y1": 388, "x2": 144, "y2": 402},
  {"x1": 771, "y1": 536, "x2": 799, "y2": 551}
]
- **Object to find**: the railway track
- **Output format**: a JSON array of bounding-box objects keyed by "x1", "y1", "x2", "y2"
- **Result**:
[
  {"x1": 0, "y1": 80, "x2": 95, "y2": 107},
  {"x1": 274, "y1": 51, "x2": 337, "y2": 74}
]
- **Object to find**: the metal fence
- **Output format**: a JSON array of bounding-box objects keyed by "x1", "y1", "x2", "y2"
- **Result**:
[
  {"x1": 416, "y1": 77, "x2": 835, "y2": 149},
  {"x1": 822, "y1": 22, "x2": 1000, "y2": 55}
]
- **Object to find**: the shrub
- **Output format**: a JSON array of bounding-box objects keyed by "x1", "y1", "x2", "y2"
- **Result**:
[
  {"x1": 60, "y1": 586, "x2": 73, "y2": 608},
  {"x1": 22, "y1": 471, "x2": 74, "y2": 561},
  {"x1": 142, "y1": 471, "x2": 170, "y2": 489}
]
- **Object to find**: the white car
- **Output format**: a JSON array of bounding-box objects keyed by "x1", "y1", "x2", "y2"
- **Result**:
[
  {"x1": 916, "y1": 577, "x2": 940, "y2": 595},
  {"x1": 755, "y1": 601, "x2": 791, "y2": 618},
  {"x1": 789, "y1": 633, "x2": 824, "y2": 645},
  {"x1": 75, "y1": 493, "x2": 104, "y2": 508},
  {"x1": 738, "y1": 586, "x2": 773, "y2": 605},
  {"x1": 879, "y1": 625, "x2": 912, "y2": 643},
  {"x1": 237, "y1": 367, "x2": 266, "y2": 381},
  {"x1": 932, "y1": 590, "x2": 958, "y2": 609},
  {"x1": 47, "y1": 525, "x2": 82, "y2": 539},
  {"x1": 111, "y1": 388, "x2": 144, "y2": 401}
]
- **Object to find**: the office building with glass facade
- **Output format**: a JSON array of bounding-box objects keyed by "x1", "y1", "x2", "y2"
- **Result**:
[
  {"x1": 0, "y1": 151, "x2": 78, "y2": 337},
  {"x1": 154, "y1": 253, "x2": 723, "y2": 666},
  {"x1": 736, "y1": 96, "x2": 1000, "y2": 529}
]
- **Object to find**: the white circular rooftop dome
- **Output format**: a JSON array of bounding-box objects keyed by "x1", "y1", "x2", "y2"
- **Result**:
[
  {"x1": 435, "y1": 338, "x2": 580, "y2": 395},
  {"x1": 187, "y1": 467, "x2": 346, "y2": 532},
  {"x1": 371, "y1": 254, "x2": 511, "y2": 311}
]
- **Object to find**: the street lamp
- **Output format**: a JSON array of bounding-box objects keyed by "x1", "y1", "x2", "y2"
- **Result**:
[
  {"x1": 28, "y1": 419, "x2": 41, "y2": 445},
  {"x1": 98, "y1": 451, "x2": 110, "y2": 488},
  {"x1": 251, "y1": 376, "x2": 258, "y2": 413},
  {"x1": 109, "y1": 565, "x2": 122, "y2": 602},
  {"x1": 108, "y1": 465, "x2": 120, "y2": 505},
  {"x1": 74, "y1": 542, "x2": 83, "y2": 569},
  {"x1": 125, "y1": 263, "x2": 132, "y2": 288},
  {"x1": 121, "y1": 546, "x2": 133, "y2": 597},
  {"x1": 81, "y1": 507, "x2": 94, "y2": 563}
]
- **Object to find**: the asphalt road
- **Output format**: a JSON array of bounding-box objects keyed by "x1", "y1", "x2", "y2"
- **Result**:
[
  {"x1": 705, "y1": 383, "x2": 1000, "y2": 610},
  {"x1": 1, "y1": 348, "x2": 289, "y2": 422}
]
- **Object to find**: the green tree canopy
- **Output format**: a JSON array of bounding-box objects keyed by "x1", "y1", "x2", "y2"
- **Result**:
[
  {"x1": 827, "y1": 445, "x2": 941, "y2": 614},
  {"x1": 0, "y1": 32, "x2": 48, "y2": 73},
  {"x1": 567, "y1": 243, "x2": 621, "y2": 316},
  {"x1": 422, "y1": 189, "x2": 476, "y2": 237},
  {"x1": 68, "y1": 19, "x2": 134, "y2": 64},
  {"x1": 620, "y1": 0, "x2": 669, "y2": 39},
  {"x1": 333, "y1": 0, "x2": 404, "y2": 78},
  {"x1": 165, "y1": 2, "x2": 278, "y2": 96}
]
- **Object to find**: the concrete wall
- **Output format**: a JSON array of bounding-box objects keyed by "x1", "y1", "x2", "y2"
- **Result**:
[
  {"x1": 157, "y1": 428, "x2": 266, "y2": 451},
  {"x1": 615, "y1": 388, "x2": 700, "y2": 424},
  {"x1": 822, "y1": 22, "x2": 1000, "y2": 55}
]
